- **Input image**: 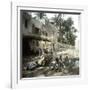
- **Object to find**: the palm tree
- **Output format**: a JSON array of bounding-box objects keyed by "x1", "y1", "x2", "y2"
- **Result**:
[
  {"x1": 35, "y1": 12, "x2": 46, "y2": 19},
  {"x1": 51, "y1": 13, "x2": 64, "y2": 43}
]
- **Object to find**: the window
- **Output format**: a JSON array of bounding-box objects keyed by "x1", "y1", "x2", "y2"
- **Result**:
[{"x1": 25, "y1": 19, "x2": 28, "y2": 28}]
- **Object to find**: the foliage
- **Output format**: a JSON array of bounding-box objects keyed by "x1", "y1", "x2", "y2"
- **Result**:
[{"x1": 52, "y1": 15, "x2": 77, "y2": 46}]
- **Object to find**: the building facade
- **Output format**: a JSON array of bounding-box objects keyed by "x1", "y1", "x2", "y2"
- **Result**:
[{"x1": 21, "y1": 11, "x2": 58, "y2": 57}]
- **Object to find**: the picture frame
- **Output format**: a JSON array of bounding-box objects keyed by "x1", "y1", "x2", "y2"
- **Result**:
[{"x1": 11, "y1": 1, "x2": 88, "y2": 88}]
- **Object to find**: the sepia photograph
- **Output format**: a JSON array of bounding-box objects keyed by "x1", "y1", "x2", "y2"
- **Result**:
[{"x1": 20, "y1": 10, "x2": 80, "y2": 78}]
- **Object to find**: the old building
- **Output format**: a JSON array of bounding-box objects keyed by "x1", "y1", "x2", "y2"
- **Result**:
[{"x1": 21, "y1": 11, "x2": 58, "y2": 57}]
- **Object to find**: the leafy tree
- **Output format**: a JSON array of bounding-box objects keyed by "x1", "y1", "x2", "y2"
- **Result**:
[
  {"x1": 52, "y1": 15, "x2": 77, "y2": 46},
  {"x1": 62, "y1": 17, "x2": 77, "y2": 46},
  {"x1": 65, "y1": 31, "x2": 77, "y2": 46}
]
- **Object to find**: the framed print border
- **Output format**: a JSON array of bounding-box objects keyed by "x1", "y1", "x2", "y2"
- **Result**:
[{"x1": 11, "y1": 1, "x2": 88, "y2": 88}]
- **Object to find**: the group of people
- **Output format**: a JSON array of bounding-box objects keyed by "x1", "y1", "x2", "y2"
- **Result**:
[{"x1": 48, "y1": 55, "x2": 70, "y2": 72}]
